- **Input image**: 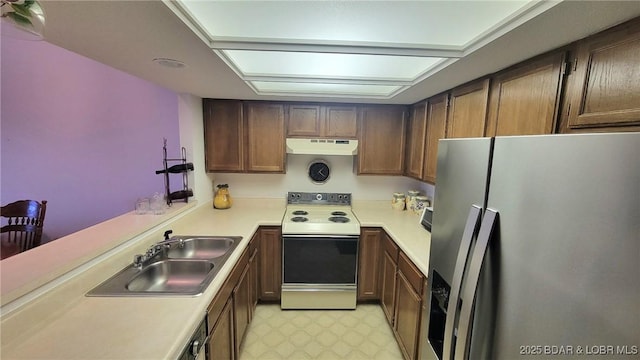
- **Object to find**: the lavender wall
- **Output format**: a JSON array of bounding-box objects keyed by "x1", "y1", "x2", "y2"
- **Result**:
[{"x1": 1, "y1": 34, "x2": 180, "y2": 242}]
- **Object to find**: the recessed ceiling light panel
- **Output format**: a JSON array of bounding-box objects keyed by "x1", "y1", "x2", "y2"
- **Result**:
[
  {"x1": 222, "y1": 50, "x2": 444, "y2": 81},
  {"x1": 169, "y1": 0, "x2": 557, "y2": 98},
  {"x1": 251, "y1": 81, "x2": 402, "y2": 98},
  {"x1": 177, "y1": 1, "x2": 532, "y2": 47}
]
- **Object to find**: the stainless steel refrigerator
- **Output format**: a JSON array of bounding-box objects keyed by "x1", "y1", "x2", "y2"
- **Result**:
[{"x1": 422, "y1": 133, "x2": 640, "y2": 360}]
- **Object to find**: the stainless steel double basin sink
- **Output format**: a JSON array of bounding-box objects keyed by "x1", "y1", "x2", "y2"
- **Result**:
[{"x1": 87, "y1": 236, "x2": 241, "y2": 296}]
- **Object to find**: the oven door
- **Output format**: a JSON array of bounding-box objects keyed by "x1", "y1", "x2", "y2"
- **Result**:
[{"x1": 281, "y1": 235, "x2": 359, "y2": 309}]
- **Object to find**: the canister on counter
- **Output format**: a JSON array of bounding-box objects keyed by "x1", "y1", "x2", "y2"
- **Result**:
[
  {"x1": 392, "y1": 192, "x2": 406, "y2": 210},
  {"x1": 413, "y1": 195, "x2": 431, "y2": 215},
  {"x1": 406, "y1": 190, "x2": 421, "y2": 212}
]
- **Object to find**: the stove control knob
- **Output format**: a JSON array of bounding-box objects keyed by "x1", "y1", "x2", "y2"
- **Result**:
[{"x1": 316, "y1": 193, "x2": 323, "y2": 201}]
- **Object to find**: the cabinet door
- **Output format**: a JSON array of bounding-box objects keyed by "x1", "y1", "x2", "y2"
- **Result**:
[
  {"x1": 249, "y1": 240, "x2": 259, "y2": 319},
  {"x1": 381, "y1": 250, "x2": 398, "y2": 326},
  {"x1": 245, "y1": 103, "x2": 286, "y2": 172},
  {"x1": 405, "y1": 102, "x2": 427, "y2": 180},
  {"x1": 207, "y1": 297, "x2": 234, "y2": 360},
  {"x1": 486, "y1": 51, "x2": 566, "y2": 136},
  {"x1": 565, "y1": 20, "x2": 640, "y2": 130},
  {"x1": 357, "y1": 106, "x2": 407, "y2": 175},
  {"x1": 204, "y1": 100, "x2": 244, "y2": 172},
  {"x1": 394, "y1": 271, "x2": 422, "y2": 360},
  {"x1": 286, "y1": 104, "x2": 322, "y2": 137},
  {"x1": 422, "y1": 94, "x2": 448, "y2": 184},
  {"x1": 358, "y1": 228, "x2": 381, "y2": 301},
  {"x1": 380, "y1": 232, "x2": 399, "y2": 326},
  {"x1": 325, "y1": 105, "x2": 358, "y2": 138},
  {"x1": 259, "y1": 227, "x2": 282, "y2": 301},
  {"x1": 446, "y1": 79, "x2": 490, "y2": 138},
  {"x1": 233, "y1": 265, "x2": 250, "y2": 355}
]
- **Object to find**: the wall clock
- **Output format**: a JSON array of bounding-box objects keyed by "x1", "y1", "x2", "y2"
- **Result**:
[{"x1": 308, "y1": 160, "x2": 330, "y2": 184}]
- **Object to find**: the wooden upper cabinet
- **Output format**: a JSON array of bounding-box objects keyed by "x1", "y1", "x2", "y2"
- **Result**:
[
  {"x1": 286, "y1": 104, "x2": 322, "y2": 137},
  {"x1": 245, "y1": 103, "x2": 286, "y2": 173},
  {"x1": 325, "y1": 105, "x2": 358, "y2": 138},
  {"x1": 564, "y1": 19, "x2": 640, "y2": 131},
  {"x1": 405, "y1": 102, "x2": 427, "y2": 180},
  {"x1": 446, "y1": 78, "x2": 490, "y2": 138},
  {"x1": 286, "y1": 104, "x2": 357, "y2": 138},
  {"x1": 357, "y1": 105, "x2": 407, "y2": 175},
  {"x1": 204, "y1": 99, "x2": 244, "y2": 172},
  {"x1": 486, "y1": 51, "x2": 566, "y2": 136},
  {"x1": 423, "y1": 94, "x2": 448, "y2": 184}
]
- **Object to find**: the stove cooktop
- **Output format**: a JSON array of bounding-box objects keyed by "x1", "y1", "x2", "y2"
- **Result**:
[{"x1": 282, "y1": 192, "x2": 360, "y2": 235}]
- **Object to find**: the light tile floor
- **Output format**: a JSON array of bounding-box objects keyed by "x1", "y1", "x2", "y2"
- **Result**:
[{"x1": 239, "y1": 304, "x2": 404, "y2": 360}]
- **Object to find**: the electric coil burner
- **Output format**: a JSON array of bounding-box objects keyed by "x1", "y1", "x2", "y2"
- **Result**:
[{"x1": 281, "y1": 192, "x2": 360, "y2": 310}]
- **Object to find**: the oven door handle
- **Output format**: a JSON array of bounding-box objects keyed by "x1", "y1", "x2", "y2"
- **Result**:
[{"x1": 283, "y1": 235, "x2": 359, "y2": 240}]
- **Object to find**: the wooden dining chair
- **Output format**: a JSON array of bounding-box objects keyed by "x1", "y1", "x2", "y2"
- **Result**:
[{"x1": 1, "y1": 200, "x2": 47, "y2": 257}]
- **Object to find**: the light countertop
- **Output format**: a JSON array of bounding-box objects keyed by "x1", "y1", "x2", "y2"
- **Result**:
[{"x1": 0, "y1": 199, "x2": 430, "y2": 360}]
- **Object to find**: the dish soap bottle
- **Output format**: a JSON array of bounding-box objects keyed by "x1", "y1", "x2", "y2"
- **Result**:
[{"x1": 214, "y1": 184, "x2": 232, "y2": 209}]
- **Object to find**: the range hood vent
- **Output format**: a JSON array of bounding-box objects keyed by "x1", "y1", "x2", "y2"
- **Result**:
[{"x1": 286, "y1": 138, "x2": 358, "y2": 156}]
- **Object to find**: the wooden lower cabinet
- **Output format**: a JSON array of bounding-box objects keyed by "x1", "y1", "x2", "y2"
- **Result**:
[
  {"x1": 358, "y1": 228, "x2": 381, "y2": 301},
  {"x1": 206, "y1": 228, "x2": 271, "y2": 360},
  {"x1": 380, "y1": 232, "x2": 399, "y2": 325},
  {"x1": 207, "y1": 297, "x2": 234, "y2": 360},
  {"x1": 259, "y1": 227, "x2": 282, "y2": 301},
  {"x1": 374, "y1": 229, "x2": 427, "y2": 360},
  {"x1": 233, "y1": 265, "x2": 251, "y2": 356},
  {"x1": 394, "y1": 252, "x2": 426, "y2": 360},
  {"x1": 249, "y1": 239, "x2": 259, "y2": 318},
  {"x1": 206, "y1": 226, "x2": 428, "y2": 360}
]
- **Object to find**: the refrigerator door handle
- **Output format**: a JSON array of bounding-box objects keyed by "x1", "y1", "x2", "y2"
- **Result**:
[
  {"x1": 455, "y1": 208, "x2": 499, "y2": 360},
  {"x1": 442, "y1": 205, "x2": 483, "y2": 360}
]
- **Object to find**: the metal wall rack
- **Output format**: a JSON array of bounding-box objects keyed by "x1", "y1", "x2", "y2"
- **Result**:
[{"x1": 156, "y1": 138, "x2": 194, "y2": 205}]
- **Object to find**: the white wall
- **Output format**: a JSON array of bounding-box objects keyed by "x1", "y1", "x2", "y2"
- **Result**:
[
  {"x1": 178, "y1": 93, "x2": 213, "y2": 204},
  {"x1": 212, "y1": 154, "x2": 435, "y2": 201}
]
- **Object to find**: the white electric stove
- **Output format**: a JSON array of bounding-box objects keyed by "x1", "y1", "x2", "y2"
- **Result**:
[{"x1": 281, "y1": 192, "x2": 361, "y2": 310}]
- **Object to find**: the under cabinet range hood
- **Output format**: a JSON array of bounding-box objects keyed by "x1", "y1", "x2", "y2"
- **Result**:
[{"x1": 286, "y1": 138, "x2": 358, "y2": 156}]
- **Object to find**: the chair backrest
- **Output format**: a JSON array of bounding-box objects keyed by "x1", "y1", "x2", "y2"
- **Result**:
[{"x1": 1, "y1": 200, "x2": 47, "y2": 253}]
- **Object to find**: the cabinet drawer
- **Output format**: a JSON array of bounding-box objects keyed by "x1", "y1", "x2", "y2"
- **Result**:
[
  {"x1": 382, "y1": 232, "x2": 399, "y2": 263},
  {"x1": 398, "y1": 252, "x2": 424, "y2": 295}
]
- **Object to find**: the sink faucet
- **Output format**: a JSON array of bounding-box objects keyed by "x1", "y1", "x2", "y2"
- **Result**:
[
  {"x1": 133, "y1": 254, "x2": 145, "y2": 269},
  {"x1": 133, "y1": 230, "x2": 174, "y2": 269}
]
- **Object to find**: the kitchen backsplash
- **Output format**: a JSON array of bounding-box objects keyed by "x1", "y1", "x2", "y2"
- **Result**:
[{"x1": 210, "y1": 154, "x2": 434, "y2": 201}]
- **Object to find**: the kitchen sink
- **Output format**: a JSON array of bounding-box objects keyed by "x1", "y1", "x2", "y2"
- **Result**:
[
  {"x1": 86, "y1": 235, "x2": 242, "y2": 296},
  {"x1": 167, "y1": 236, "x2": 239, "y2": 260},
  {"x1": 126, "y1": 259, "x2": 214, "y2": 293}
]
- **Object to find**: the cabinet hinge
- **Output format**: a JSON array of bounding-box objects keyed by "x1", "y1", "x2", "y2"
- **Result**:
[
  {"x1": 562, "y1": 61, "x2": 571, "y2": 76},
  {"x1": 562, "y1": 59, "x2": 578, "y2": 76}
]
